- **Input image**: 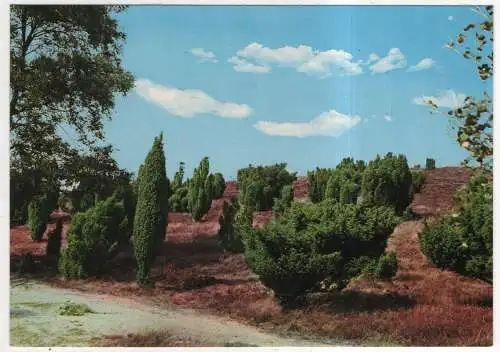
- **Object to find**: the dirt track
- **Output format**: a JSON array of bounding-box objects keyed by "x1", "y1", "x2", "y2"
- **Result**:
[{"x1": 10, "y1": 281, "x2": 342, "y2": 347}]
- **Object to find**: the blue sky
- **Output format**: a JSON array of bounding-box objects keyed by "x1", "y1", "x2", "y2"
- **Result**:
[{"x1": 103, "y1": 6, "x2": 492, "y2": 179}]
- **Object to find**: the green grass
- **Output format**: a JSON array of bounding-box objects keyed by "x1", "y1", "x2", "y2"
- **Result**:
[{"x1": 58, "y1": 301, "x2": 95, "y2": 316}]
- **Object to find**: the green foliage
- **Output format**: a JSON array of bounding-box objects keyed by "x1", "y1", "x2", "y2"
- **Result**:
[
  {"x1": 360, "y1": 153, "x2": 412, "y2": 214},
  {"x1": 420, "y1": 169, "x2": 492, "y2": 282},
  {"x1": 218, "y1": 199, "x2": 244, "y2": 253},
  {"x1": 375, "y1": 252, "x2": 398, "y2": 280},
  {"x1": 434, "y1": 6, "x2": 493, "y2": 168},
  {"x1": 172, "y1": 161, "x2": 185, "y2": 192},
  {"x1": 169, "y1": 186, "x2": 189, "y2": 212},
  {"x1": 10, "y1": 6, "x2": 134, "y2": 169},
  {"x1": 212, "y1": 173, "x2": 226, "y2": 199},
  {"x1": 309, "y1": 158, "x2": 365, "y2": 204},
  {"x1": 133, "y1": 134, "x2": 169, "y2": 284},
  {"x1": 272, "y1": 184, "x2": 294, "y2": 216},
  {"x1": 237, "y1": 163, "x2": 296, "y2": 211},
  {"x1": 307, "y1": 167, "x2": 333, "y2": 203},
  {"x1": 411, "y1": 170, "x2": 425, "y2": 194},
  {"x1": 59, "y1": 195, "x2": 129, "y2": 278},
  {"x1": 58, "y1": 301, "x2": 94, "y2": 316},
  {"x1": 188, "y1": 157, "x2": 213, "y2": 220},
  {"x1": 425, "y1": 158, "x2": 436, "y2": 169},
  {"x1": 46, "y1": 219, "x2": 62, "y2": 258},
  {"x1": 241, "y1": 200, "x2": 399, "y2": 307},
  {"x1": 27, "y1": 196, "x2": 48, "y2": 241}
]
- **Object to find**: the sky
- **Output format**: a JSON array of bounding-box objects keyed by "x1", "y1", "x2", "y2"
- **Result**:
[{"x1": 103, "y1": 5, "x2": 492, "y2": 179}]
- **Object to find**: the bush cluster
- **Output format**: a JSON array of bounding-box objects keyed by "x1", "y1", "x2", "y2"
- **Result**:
[
  {"x1": 59, "y1": 195, "x2": 129, "y2": 278},
  {"x1": 240, "y1": 200, "x2": 399, "y2": 307},
  {"x1": 237, "y1": 163, "x2": 296, "y2": 211},
  {"x1": 420, "y1": 169, "x2": 492, "y2": 282},
  {"x1": 360, "y1": 153, "x2": 413, "y2": 214}
]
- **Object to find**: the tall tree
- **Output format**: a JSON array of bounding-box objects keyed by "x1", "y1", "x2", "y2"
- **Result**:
[
  {"x1": 133, "y1": 134, "x2": 169, "y2": 285},
  {"x1": 10, "y1": 5, "x2": 134, "y2": 186},
  {"x1": 430, "y1": 6, "x2": 493, "y2": 168}
]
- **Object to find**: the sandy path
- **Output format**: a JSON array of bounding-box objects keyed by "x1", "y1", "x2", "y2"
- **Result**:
[{"x1": 10, "y1": 282, "x2": 343, "y2": 347}]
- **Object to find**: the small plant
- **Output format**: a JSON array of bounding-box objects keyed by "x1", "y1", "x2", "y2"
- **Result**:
[
  {"x1": 375, "y1": 252, "x2": 398, "y2": 280},
  {"x1": 58, "y1": 301, "x2": 95, "y2": 316}
]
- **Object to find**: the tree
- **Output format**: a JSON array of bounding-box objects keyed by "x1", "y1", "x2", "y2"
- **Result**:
[
  {"x1": 133, "y1": 134, "x2": 169, "y2": 285},
  {"x1": 425, "y1": 158, "x2": 436, "y2": 169},
  {"x1": 429, "y1": 5, "x2": 493, "y2": 168},
  {"x1": 218, "y1": 199, "x2": 244, "y2": 253},
  {"x1": 10, "y1": 6, "x2": 134, "y2": 225},
  {"x1": 10, "y1": 5, "x2": 134, "y2": 163},
  {"x1": 28, "y1": 196, "x2": 49, "y2": 241},
  {"x1": 188, "y1": 157, "x2": 212, "y2": 221},
  {"x1": 172, "y1": 161, "x2": 185, "y2": 192}
]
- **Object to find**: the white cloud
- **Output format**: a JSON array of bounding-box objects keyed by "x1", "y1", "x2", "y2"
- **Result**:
[
  {"x1": 190, "y1": 48, "x2": 218, "y2": 63},
  {"x1": 254, "y1": 109, "x2": 361, "y2": 138},
  {"x1": 407, "y1": 58, "x2": 435, "y2": 72},
  {"x1": 365, "y1": 53, "x2": 380, "y2": 65},
  {"x1": 369, "y1": 48, "x2": 407, "y2": 74},
  {"x1": 231, "y1": 42, "x2": 363, "y2": 77},
  {"x1": 227, "y1": 56, "x2": 271, "y2": 73},
  {"x1": 135, "y1": 78, "x2": 253, "y2": 118},
  {"x1": 412, "y1": 90, "x2": 466, "y2": 109},
  {"x1": 448, "y1": 15, "x2": 454, "y2": 21},
  {"x1": 384, "y1": 115, "x2": 393, "y2": 122}
]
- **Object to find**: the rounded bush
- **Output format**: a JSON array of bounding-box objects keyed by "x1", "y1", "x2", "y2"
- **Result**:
[{"x1": 375, "y1": 251, "x2": 398, "y2": 280}]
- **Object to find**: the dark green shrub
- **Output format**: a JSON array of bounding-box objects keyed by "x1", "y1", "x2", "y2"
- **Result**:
[
  {"x1": 242, "y1": 200, "x2": 399, "y2": 307},
  {"x1": 133, "y1": 134, "x2": 169, "y2": 285},
  {"x1": 213, "y1": 173, "x2": 226, "y2": 199},
  {"x1": 308, "y1": 167, "x2": 333, "y2": 203},
  {"x1": 218, "y1": 200, "x2": 244, "y2": 253},
  {"x1": 420, "y1": 169, "x2": 492, "y2": 282},
  {"x1": 411, "y1": 170, "x2": 425, "y2": 194},
  {"x1": 46, "y1": 219, "x2": 62, "y2": 259},
  {"x1": 420, "y1": 217, "x2": 468, "y2": 272},
  {"x1": 169, "y1": 187, "x2": 189, "y2": 212},
  {"x1": 375, "y1": 251, "x2": 398, "y2": 280},
  {"x1": 272, "y1": 184, "x2": 294, "y2": 215},
  {"x1": 360, "y1": 153, "x2": 412, "y2": 214},
  {"x1": 425, "y1": 158, "x2": 436, "y2": 169},
  {"x1": 237, "y1": 163, "x2": 296, "y2": 211},
  {"x1": 28, "y1": 196, "x2": 48, "y2": 241},
  {"x1": 59, "y1": 196, "x2": 129, "y2": 278},
  {"x1": 188, "y1": 157, "x2": 213, "y2": 220},
  {"x1": 310, "y1": 158, "x2": 365, "y2": 204}
]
